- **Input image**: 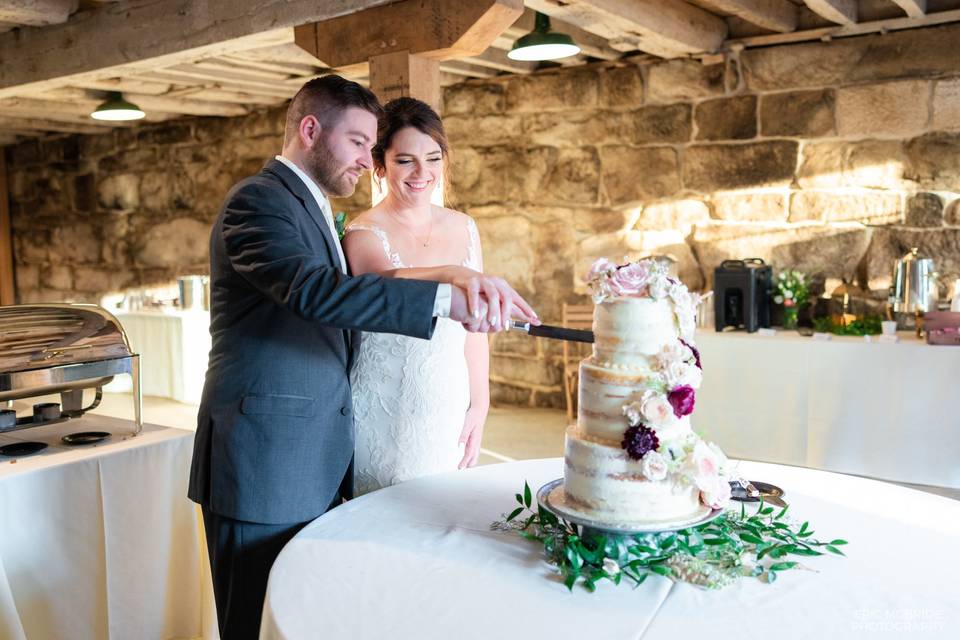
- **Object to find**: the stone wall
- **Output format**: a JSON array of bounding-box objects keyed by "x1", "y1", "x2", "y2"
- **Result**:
[
  {"x1": 4, "y1": 110, "x2": 293, "y2": 301},
  {"x1": 443, "y1": 23, "x2": 960, "y2": 408},
  {"x1": 4, "y1": 23, "x2": 960, "y2": 409}
]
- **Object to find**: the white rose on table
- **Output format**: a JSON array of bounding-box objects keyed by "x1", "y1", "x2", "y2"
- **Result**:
[
  {"x1": 640, "y1": 390, "x2": 675, "y2": 428},
  {"x1": 641, "y1": 450, "x2": 668, "y2": 481}
]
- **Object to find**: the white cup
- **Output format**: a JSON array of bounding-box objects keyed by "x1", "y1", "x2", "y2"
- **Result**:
[{"x1": 881, "y1": 320, "x2": 898, "y2": 336}]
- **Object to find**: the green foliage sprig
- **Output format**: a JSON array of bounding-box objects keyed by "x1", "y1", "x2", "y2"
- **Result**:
[
  {"x1": 812, "y1": 315, "x2": 883, "y2": 336},
  {"x1": 494, "y1": 482, "x2": 847, "y2": 592}
]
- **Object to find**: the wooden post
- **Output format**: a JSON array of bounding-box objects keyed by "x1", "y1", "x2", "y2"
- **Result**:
[
  {"x1": 368, "y1": 51, "x2": 441, "y2": 111},
  {"x1": 0, "y1": 151, "x2": 14, "y2": 305}
]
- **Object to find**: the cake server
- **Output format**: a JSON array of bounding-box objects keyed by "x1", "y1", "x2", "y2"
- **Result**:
[{"x1": 507, "y1": 320, "x2": 594, "y2": 343}]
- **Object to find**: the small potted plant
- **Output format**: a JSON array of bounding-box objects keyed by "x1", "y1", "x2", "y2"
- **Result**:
[{"x1": 773, "y1": 269, "x2": 808, "y2": 330}]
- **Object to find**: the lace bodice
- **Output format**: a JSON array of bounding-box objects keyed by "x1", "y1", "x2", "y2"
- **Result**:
[{"x1": 345, "y1": 215, "x2": 481, "y2": 495}]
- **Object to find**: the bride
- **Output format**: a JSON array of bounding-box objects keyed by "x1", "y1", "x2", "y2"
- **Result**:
[{"x1": 342, "y1": 97, "x2": 521, "y2": 495}]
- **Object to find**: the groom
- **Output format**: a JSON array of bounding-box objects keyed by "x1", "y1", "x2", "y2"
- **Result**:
[{"x1": 188, "y1": 75, "x2": 537, "y2": 639}]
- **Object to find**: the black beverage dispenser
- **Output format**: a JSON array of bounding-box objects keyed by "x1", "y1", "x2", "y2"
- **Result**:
[{"x1": 714, "y1": 259, "x2": 772, "y2": 332}]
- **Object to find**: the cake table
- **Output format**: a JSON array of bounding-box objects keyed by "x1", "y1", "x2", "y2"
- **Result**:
[{"x1": 260, "y1": 458, "x2": 959, "y2": 640}]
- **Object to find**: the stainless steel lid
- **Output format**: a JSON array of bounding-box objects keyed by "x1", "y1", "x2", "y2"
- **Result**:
[{"x1": 0, "y1": 304, "x2": 133, "y2": 373}]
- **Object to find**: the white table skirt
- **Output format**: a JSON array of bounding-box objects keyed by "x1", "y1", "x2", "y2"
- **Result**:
[
  {"x1": 693, "y1": 330, "x2": 960, "y2": 489},
  {"x1": 0, "y1": 415, "x2": 215, "y2": 640},
  {"x1": 260, "y1": 458, "x2": 960, "y2": 640},
  {"x1": 107, "y1": 310, "x2": 211, "y2": 404}
]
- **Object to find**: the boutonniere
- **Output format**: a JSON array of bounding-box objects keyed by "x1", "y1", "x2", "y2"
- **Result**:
[{"x1": 334, "y1": 211, "x2": 347, "y2": 240}]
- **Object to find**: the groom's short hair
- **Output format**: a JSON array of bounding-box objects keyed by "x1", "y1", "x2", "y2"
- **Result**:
[{"x1": 284, "y1": 75, "x2": 383, "y2": 145}]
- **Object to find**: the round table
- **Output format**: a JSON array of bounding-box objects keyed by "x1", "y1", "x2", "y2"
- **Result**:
[{"x1": 260, "y1": 459, "x2": 960, "y2": 640}]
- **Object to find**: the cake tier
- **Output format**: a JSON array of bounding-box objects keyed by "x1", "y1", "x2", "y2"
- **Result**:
[
  {"x1": 563, "y1": 427, "x2": 705, "y2": 525},
  {"x1": 577, "y1": 360, "x2": 691, "y2": 444},
  {"x1": 592, "y1": 298, "x2": 677, "y2": 370}
]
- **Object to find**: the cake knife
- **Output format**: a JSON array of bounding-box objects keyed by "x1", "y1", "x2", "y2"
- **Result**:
[{"x1": 507, "y1": 320, "x2": 595, "y2": 343}]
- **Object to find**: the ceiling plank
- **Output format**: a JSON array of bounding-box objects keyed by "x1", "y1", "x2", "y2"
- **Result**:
[
  {"x1": 0, "y1": 0, "x2": 398, "y2": 99},
  {"x1": 74, "y1": 77, "x2": 172, "y2": 95},
  {"x1": 803, "y1": 0, "x2": 857, "y2": 25},
  {"x1": 890, "y1": 0, "x2": 926, "y2": 18},
  {"x1": 701, "y1": 0, "x2": 798, "y2": 32},
  {"x1": 723, "y1": 6, "x2": 960, "y2": 48},
  {"x1": 525, "y1": 0, "x2": 727, "y2": 57},
  {"x1": 438, "y1": 60, "x2": 499, "y2": 79},
  {"x1": 0, "y1": 0, "x2": 77, "y2": 27}
]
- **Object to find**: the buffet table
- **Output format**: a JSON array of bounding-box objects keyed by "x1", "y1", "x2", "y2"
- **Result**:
[
  {"x1": 107, "y1": 310, "x2": 211, "y2": 404},
  {"x1": 693, "y1": 330, "x2": 960, "y2": 489},
  {"x1": 0, "y1": 415, "x2": 214, "y2": 640},
  {"x1": 260, "y1": 458, "x2": 959, "y2": 640}
]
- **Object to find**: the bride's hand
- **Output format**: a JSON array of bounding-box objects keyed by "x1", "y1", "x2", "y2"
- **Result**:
[
  {"x1": 449, "y1": 268, "x2": 540, "y2": 330},
  {"x1": 458, "y1": 406, "x2": 487, "y2": 469}
]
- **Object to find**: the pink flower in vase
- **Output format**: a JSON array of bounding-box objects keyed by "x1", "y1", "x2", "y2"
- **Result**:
[{"x1": 667, "y1": 385, "x2": 696, "y2": 418}]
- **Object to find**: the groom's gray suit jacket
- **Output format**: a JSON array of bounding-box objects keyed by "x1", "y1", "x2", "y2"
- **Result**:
[{"x1": 188, "y1": 159, "x2": 439, "y2": 524}]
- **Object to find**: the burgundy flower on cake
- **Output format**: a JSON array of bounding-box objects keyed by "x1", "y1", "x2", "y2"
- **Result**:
[
  {"x1": 667, "y1": 385, "x2": 696, "y2": 418},
  {"x1": 621, "y1": 424, "x2": 660, "y2": 461}
]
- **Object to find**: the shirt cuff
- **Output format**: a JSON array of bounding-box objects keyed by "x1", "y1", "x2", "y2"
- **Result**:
[{"x1": 433, "y1": 283, "x2": 452, "y2": 317}]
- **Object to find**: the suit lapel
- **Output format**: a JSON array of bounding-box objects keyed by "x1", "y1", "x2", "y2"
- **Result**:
[
  {"x1": 263, "y1": 159, "x2": 353, "y2": 361},
  {"x1": 263, "y1": 159, "x2": 341, "y2": 272}
]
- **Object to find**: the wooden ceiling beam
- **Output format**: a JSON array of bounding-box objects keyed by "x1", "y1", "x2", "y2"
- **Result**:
[
  {"x1": 0, "y1": 0, "x2": 77, "y2": 27},
  {"x1": 295, "y1": 0, "x2": 523, "y2": 66},
  {"x1": 890, "y1": 0, "x2": 926, "y2": 18},
  {"x1": 0, "y1": 115, "x2": 110, "y2": 134},
  {"x1": 463, "y1": 47, "x2": 536, "y2": 74},
  {"x1": 0, "y1": 0, "x2": 397, "y2": 99},
  {"x1": 803, "y1": 0, "x2": 857, "y2": 25},
  {"x1": 701, "y1": 0, "x2": 798, "y2": 33},
  {"x1": 525, "y1": 0, "x2": 727, "y2": 58}
]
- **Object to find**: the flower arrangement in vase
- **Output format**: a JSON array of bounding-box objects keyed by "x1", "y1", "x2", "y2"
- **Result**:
[{"x1": 773, "y1": 270, "x2": 808, "y2": 329}]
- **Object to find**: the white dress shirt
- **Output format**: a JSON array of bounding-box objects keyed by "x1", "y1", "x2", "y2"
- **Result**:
[{"x1": 275, "y1": 155, "x2": 451, "y2": 317}]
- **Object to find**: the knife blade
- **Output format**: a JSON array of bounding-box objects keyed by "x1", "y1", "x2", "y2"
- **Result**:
[{"x1": 508, "y1": 321, "x2": 595, "y2": 343}]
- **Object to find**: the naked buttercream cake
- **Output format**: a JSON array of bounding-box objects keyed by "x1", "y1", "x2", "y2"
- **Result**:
[{"x1": 562, "y1": 258, "x2": 732, "y2": 525}]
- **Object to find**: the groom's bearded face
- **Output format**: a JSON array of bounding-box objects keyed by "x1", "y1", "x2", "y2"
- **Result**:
[{"x1": 305, "y1": 107, "x2": 377, "y2": 198}]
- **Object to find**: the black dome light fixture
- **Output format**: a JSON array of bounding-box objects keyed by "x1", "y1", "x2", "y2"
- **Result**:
[
  {"x1": 90, "y1": 91, "x2": 145, "y2": 121},
  {"x1": 507, "y1": 11, "x2": 580, "y2": 61}
]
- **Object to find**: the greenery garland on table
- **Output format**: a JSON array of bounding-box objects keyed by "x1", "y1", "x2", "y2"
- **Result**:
[{"x1": 493, "y1": 482, "x2": 848, "y2": 592}]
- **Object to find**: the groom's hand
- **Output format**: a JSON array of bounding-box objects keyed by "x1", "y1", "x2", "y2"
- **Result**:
[
  {"x1": 449, "y1": 270, "x2": 539, "y2": 331},
  {"x1": 450, "y1": 287, "x2": 492, "y2": 332}
]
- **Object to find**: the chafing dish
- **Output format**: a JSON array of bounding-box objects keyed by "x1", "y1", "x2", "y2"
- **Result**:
[{"x1": 0, "y1": 303, "x2": 141, "y2": 435}]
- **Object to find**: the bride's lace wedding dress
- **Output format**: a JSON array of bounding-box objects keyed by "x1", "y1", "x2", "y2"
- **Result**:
[{"x1": 345, "y1": 218, "x2": 481, "y2": 495}]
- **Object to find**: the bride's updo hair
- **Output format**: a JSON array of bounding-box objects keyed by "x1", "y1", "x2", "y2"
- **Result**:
[{"x1": 372, "y1": 97, "x2": 451, "y2": 193}]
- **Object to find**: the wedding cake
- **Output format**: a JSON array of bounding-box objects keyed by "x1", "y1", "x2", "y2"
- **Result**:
[{"x1": 562, "y1": 258, "x2": 732, "y2": 526}]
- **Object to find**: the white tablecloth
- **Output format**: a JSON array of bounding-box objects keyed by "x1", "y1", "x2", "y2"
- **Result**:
[
  {"x1": 260, "y1": 458, "x2": 960, "y2": 640},
  {"x1": 107, "y1": 310, "x2": 211, "y2": 404},
  {"x1": 694, "y1": 330, "x2": 960, "y2": 489},
  {"x1": 0, "y1": 415, "x2": 214, "y2": 640}
]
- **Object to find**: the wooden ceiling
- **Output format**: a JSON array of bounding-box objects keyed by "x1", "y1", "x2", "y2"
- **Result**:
[{"x1": 1, "y1": 0, "x2": 960, "y2": 146}]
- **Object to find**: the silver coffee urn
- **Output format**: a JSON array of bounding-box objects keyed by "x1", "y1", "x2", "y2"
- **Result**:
[{"x1": 890, "y1": 247, "x2": 938, "y2": 329}]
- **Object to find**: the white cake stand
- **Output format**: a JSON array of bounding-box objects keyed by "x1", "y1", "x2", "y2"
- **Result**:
[{"x1": 536, "y1": 478, "x2": 723, "y2": 537}]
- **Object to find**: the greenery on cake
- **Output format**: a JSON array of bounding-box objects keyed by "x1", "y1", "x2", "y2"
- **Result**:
[{"x1": 494, "y1": 483, "x2": 847, "y2": 591}]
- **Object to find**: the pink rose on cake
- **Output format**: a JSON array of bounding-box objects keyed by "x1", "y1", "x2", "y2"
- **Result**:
[
  {"x1": 611, "y1": 261, "x2": 650, "y2": 296},
  {"x1": 640, "y1": 451, "x2": 668, "y2": 481},
  {"x1": 688, "y1": 440, "x2": 724, "y2": 487},
  {"x1": 640, "y1": 390, "x2": 675, "y2": 428}
]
